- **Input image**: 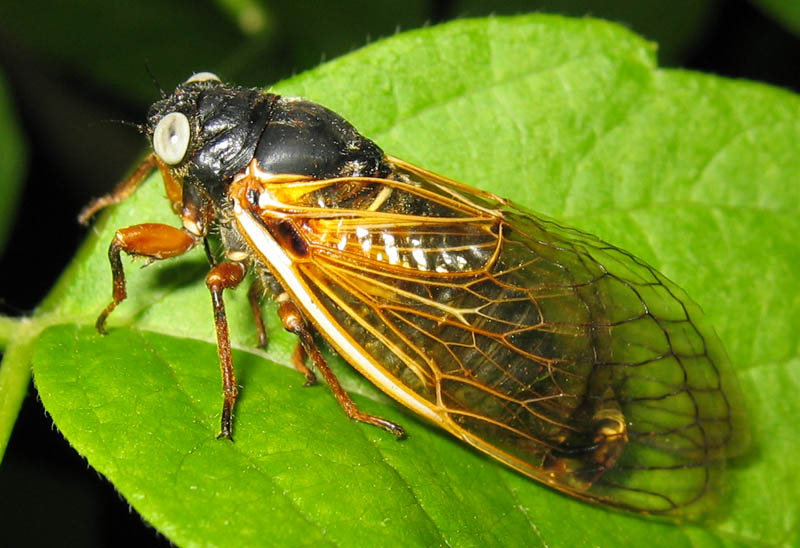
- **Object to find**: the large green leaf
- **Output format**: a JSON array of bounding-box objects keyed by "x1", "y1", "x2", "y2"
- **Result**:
[
  {"x1": 29, "y1": 15, "x2": 800, "y2": 547},
  {"x1": 453, "y1": 0, "x2": 717, "y2": 63}
]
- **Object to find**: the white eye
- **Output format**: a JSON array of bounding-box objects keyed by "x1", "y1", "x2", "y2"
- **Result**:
[
  {"x1": 185, "y1": 72, "x2": 221, "y2": 84},
  {"x1": 153, "y1": 112, "x2": 190, "y2": 165}
]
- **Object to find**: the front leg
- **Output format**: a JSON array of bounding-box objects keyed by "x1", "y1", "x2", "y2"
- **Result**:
[{"x1": 96, "y1": 223, "x2": 199, "y2": 333}]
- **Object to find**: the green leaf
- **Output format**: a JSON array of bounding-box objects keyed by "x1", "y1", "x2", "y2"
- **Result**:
[
  {"x1": 750, "y1": 0, "x2": 800, "y2": 36},
  {"x1": 452, "y1": 0, "x2": 717, "y2": 63},
  {"x1": 31, "y1": 15, "x2": 800, "y2": 547}
]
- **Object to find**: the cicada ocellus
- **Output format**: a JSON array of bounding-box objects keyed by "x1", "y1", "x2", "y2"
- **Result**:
[{"x1": 80, "y1": 72, "x2": 747, "y2": 517}]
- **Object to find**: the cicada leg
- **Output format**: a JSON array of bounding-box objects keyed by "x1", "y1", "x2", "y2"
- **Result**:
[
  {"x1": 247, "y1": 278, "x2": 268, "y2": 350},
  {"x1": 96, "y1": 223, "x2": 249, "y2": 440},
  {"x1": 290, "y1": 343, "x2": 317, "y2": 386},
  {"x1": 96, "y1": 223, "x2": 199, "y2": 333},
  {"x1": 277, "y1": 301, "x2": 405, "y2": 439},
  {"x1": 248, "y1": 280, "x2": 318, "y2": 385},
  {"x1": 205, "y1": 261, "x2": 248, "y2": 440},
  {"x1": 78, "y1": 154, "x2": 159, "y2": 225},
  {"x1": 80, "y1": 153, "x2": 186, "y2": 225}
]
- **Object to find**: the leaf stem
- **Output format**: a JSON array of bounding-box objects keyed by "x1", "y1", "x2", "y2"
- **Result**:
[
  {"x1": 0, "y1": 315, "x2": 21, "y2": 349},
  {"x1": 0, "y1": 318, "x2": 34, "y2": 462}
]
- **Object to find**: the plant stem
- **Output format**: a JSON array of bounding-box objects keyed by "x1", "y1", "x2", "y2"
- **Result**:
[
  {"x1": 0, "y1": 318, "x2": 34, "y2": 462},
  {"x1": 0, "y1": 315, "x2": 20, "y2": 348}
]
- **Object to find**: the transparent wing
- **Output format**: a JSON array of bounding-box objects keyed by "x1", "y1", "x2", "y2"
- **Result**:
[{"x1": 237, "y1": 157, "x2": 747, "y2": 516}]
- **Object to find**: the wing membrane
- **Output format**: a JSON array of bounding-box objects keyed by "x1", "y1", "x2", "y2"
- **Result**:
[{"x1": 234, "y1": 157, "x2": 746, "y2": 515}]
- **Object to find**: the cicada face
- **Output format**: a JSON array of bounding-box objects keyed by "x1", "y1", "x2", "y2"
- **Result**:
[{"x1": 84, "y1": 73, "x2": 747, "y2": 518}]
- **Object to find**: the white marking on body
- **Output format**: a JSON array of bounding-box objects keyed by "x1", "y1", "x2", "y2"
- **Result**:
[
  {"x1": 355, "y1": 226, "x2": 371, "y2": 253},
  {"x1": 411, "y1": 248, "x2": 428, "y2": 271},
  {"x1": 382, "y1": 233, "x2": 399, "y2": 265}
]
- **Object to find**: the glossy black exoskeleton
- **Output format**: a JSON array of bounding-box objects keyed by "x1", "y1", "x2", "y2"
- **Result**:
[{"x1": 146, "y1": 75, "x2": 389, "y2": 208}]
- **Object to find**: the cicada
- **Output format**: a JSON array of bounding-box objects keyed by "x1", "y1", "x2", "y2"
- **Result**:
[{"x1": 80, "y1": 72, "x2": 746, "y2": 517}]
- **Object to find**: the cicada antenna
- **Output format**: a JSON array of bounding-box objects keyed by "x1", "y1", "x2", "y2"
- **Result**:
[
  {"x1": 93, "y1": 118, "x2": 147, "y2": 134},
  {"x1": 144, "y1": 59, "x2": 166, "y2": 98}
]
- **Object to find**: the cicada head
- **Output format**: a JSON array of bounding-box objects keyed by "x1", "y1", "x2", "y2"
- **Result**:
[{"x1": 144, "y1": 72, "x2": 275, "y2": 236}]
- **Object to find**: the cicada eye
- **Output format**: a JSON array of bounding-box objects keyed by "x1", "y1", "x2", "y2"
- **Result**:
[
  {"x1": 153, "y1": 112, "x2": 191, "y2": 165},
  {"x1": 185, "y1": 72, "x2": 221, "y2": 84}
]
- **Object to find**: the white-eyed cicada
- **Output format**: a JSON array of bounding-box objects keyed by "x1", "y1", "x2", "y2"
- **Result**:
[{"x1": 80, "y1": 72, "x2": 746, "y2": 517}]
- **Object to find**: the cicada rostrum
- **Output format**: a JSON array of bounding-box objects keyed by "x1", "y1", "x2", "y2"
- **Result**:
[{"x1": 80, "y1": 72, "x2": 746, "y2": 517}]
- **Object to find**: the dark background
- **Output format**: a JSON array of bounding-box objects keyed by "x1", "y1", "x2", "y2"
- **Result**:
[{"x1": 0, "y1": 1, "x2": 797, "y2": 546}]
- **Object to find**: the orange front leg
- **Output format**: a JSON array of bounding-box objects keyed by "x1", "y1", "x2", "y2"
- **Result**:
[
  {"x1": 79, "y1": 152, "x2": 184, "y2": 224},
  {"x1": 79, "y1": 154, "x2": 158, "y2": 224},
  {"x1": 96, "y1": 223, "x2": 199, "y2": 333}
]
